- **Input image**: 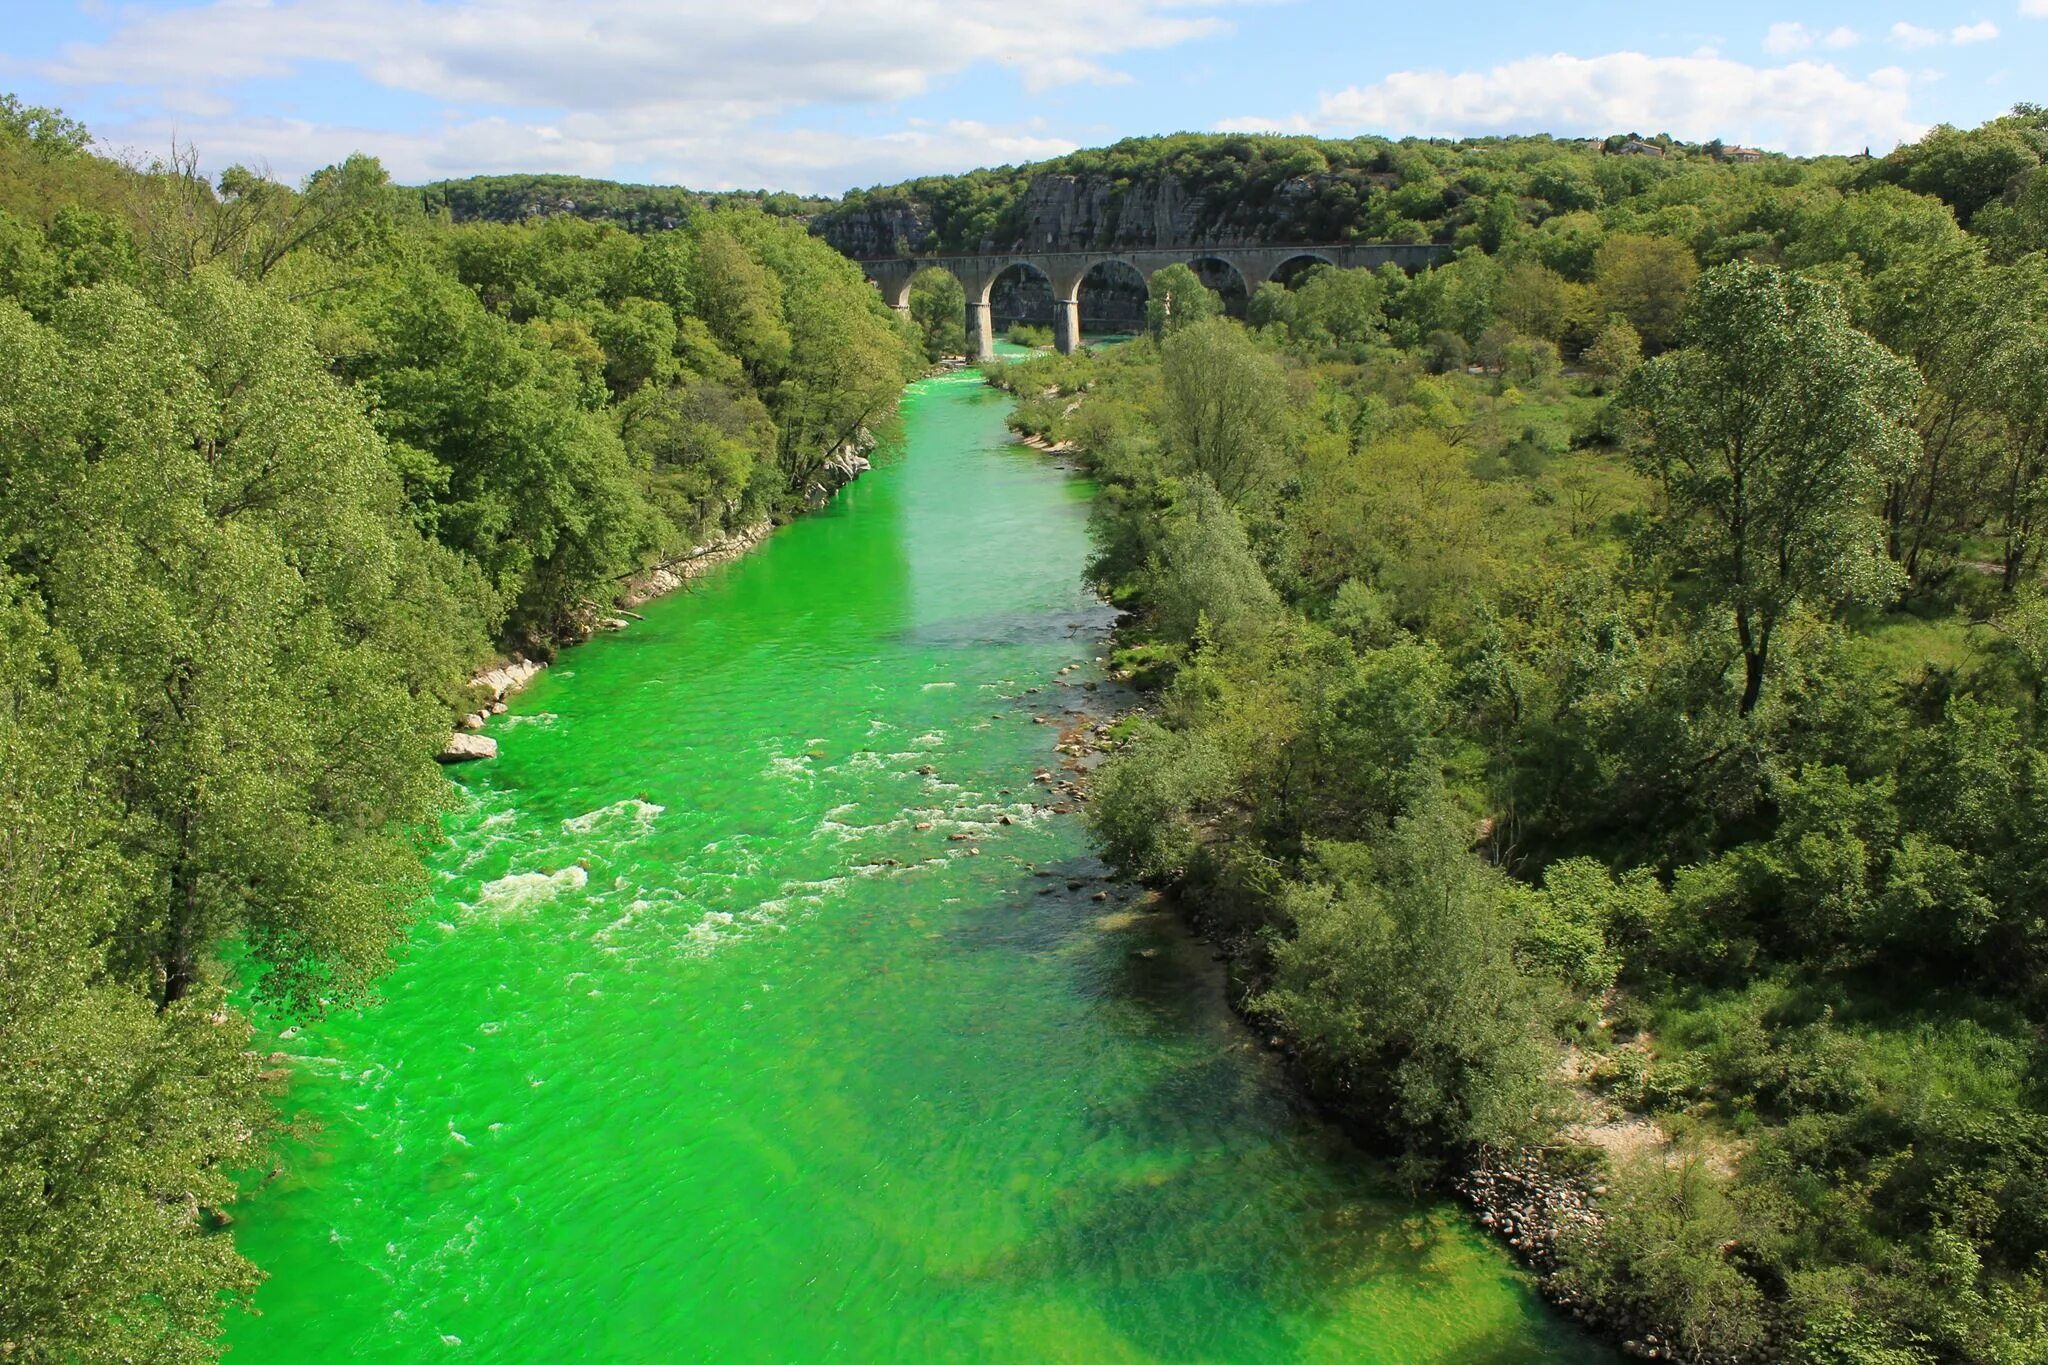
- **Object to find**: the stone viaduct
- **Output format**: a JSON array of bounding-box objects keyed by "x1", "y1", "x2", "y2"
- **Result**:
[{"x1": 861, "y1": 242, "x2": 1451, "y2": 358}]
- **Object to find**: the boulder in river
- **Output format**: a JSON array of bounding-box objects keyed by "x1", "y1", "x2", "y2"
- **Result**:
[{"x1": 437, "y1": 733, "x2": 498, "y2": 764}]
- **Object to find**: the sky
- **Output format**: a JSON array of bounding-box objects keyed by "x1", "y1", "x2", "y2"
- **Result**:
[{"x1": 0, "y1": 0, "x2": 2039, "y2": 195}]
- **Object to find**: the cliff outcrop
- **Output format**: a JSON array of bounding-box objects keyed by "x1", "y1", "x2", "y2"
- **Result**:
[{"x1": 815, "y1": 168, "x2": 1396, "y2": 258}]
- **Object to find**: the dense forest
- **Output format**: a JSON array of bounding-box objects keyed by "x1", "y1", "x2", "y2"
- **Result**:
[
  {"x1": 976, "y1": 103, "x2": 2048, "y2": 1364},
  {"x1": 0, "y1": 94, "x2": 918, "y2": 1361}
]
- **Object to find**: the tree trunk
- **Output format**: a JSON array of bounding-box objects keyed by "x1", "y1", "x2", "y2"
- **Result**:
[
  {"x1": 1740, "y1": 648, "x2": 1767, "y2": 716},
  {"x1": 159, "y1": 812, "x2": 201, "y2": 1010}
]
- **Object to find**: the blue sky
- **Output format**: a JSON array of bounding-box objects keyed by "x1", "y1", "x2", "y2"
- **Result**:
[{"x1": 0, "y1": 1, "x2": 2038, "y2": 194}]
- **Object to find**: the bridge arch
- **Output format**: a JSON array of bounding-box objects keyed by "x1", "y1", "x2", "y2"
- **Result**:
[
  {"x1": 1266, "y1": 252, "x2": 1340, "y2": 290},
  {"x1": 1077, "y1": 258, "x2": 1148, "y2": 339},
  {"x1": 1181, "y1": 255, "x2": 1252, "y2": 315},
  {"x1": 976, "y1": 257, "x2": 1052, "y2": 307}
]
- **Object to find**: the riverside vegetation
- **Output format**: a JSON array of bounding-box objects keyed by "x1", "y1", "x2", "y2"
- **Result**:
[
  {"x1": 984, "y1": 106, "x2": 2048, "y2": 1365},
  {"x1": 0, "y1": 94, "x2": 918, "y2": 1361}
]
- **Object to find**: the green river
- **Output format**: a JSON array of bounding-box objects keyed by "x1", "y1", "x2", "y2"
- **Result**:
[{"x1": 227, "y1": 361, "x2": 1601, "y2": 1362}]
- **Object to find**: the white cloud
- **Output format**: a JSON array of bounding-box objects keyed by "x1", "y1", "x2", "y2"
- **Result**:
[
  {"x1": 1951, "y1": 20, "x2": 2000, "y2": 41},
  {"x1": 1890, "y1": 21, "x2": 1943, "y2": 47},
  {"x1": 42, "y1": 0, "x2": 1243, "y2": 190},
  {"x1": 1765, "y1": 21, "x2": 1813, "y2": 54},
  {"x1": 1219, "y1": 51, "x2": 1924, "y2": 157},
  {"x1": 1823, "y1": 26, "x2": 1862, "y2": 48},
  {"x1": 92, "y1": 110, "x2": 1083, "y2": 194},
  {"x1": 2023, "y1": 0, "x2": 2048, "y2": 16}
]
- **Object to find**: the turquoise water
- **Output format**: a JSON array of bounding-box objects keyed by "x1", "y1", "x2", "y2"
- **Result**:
[{"x1": 227, "y1": 368, "x2": 1600, "y2": 1362}]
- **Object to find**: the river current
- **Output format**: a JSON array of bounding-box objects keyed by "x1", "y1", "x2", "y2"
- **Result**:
[{"x1": 227, "y1": 362, "x2": 1600, "y2": 1361}]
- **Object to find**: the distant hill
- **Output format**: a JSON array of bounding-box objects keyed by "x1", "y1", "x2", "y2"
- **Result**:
[
  {"x1": 413, "y1": 173, "x2": 832, "y2": 232},
  {"x1": 807, "y1": 130, "x2": 1831, "y2": 257}
]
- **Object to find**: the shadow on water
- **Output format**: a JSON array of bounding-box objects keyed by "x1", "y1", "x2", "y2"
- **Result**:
[{"x1": 931, "y1": 861, "x2": 1604, "y2": 1362}]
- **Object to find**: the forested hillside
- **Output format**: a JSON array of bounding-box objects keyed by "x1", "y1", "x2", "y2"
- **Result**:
[
  {"x1": 986, "y1": 104, "x2": 2048, "y2": 1364},
  {"x1": 417, "y1": 173, "x2": 830, "y2": 232},
  {"x1": 815, "y1": 118, "x2": 2048, "y2": 258},
  {"x1": 0, "y1": 95, "x2": 917, "y2": 1361}
]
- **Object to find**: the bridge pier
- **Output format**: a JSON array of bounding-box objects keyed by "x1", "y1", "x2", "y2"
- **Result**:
[
  {"x1": 966, "y1": 298, "x2": 995, "y2": 362},
  {"x1": 1052, "y1": 297, "x2": 1081, "y2": 355}
]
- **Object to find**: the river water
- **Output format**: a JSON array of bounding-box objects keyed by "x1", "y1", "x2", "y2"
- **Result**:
[{"x1": 227, "y1": 365, "x2": 1599, "y2": 1361}]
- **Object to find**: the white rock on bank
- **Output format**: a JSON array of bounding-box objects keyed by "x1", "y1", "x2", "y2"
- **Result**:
[
  {"x1": 474, "y1": 657, "x2": 546, "y2": 702},
  {"x1": 437, "y1": 733, "x2": 498, "y2": 764}
]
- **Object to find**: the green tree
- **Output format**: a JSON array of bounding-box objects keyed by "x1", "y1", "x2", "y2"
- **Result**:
[
  {"x1": 1582, "y1": 313, "x2": 1643, "y2": 386},
  {"x1": 1594, "y1": 233, "x2": 1698, "y2": 352},
  {"x1": 1145, "y1": 262, "x2": 1220, "y2": 337},
  {"x1": 1141, "y1": 479, "x2": 1281, "y2": 646},
  {"x1": 0, "y1": 94, "x2": 92, "y2": 158},
  {"x1": 0, "y1": 589, "x2": 275, "y2": 1363},
  {"x1": 1621, "y1": 262, "x2": 1920, "y2": 713},
  {"x1": 1159, "y1": 317, "x2": 1290, "y2": 504},
  {"x1": 907, "y1": 266, "x2": 966, "y2": 361},
  {"x1": 347, "y1": 265, "x2": 650, "y2": 637},
  {"x1": 1258, "y1": 798, "x2": 1551, "y2": 1153}
]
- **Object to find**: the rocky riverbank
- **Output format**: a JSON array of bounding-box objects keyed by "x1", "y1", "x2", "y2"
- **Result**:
[{"x1": 434, "y1": 519, "x2": 781, "y2": 763}]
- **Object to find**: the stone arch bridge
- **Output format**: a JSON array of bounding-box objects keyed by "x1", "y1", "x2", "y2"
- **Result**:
[{"x1": 861, "y1": 243, "x2": 1450, "y2": 358}]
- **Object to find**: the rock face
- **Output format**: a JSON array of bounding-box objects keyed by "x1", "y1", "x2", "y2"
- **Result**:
[
  {"x1": 803, "y1": 429, "x2": 875, "y2": 510},
  {"x1": 437, "y1": 733, "x2": 498, "y2": 764},
  {"x1": 823, "y1": 201, "x2": 938, "y2": 258},
  {"x1": 1010, "y1": 173, "x2": 1206, "y2": 251},
  {"x1": 815, "y1": 169, "x2": 1395, "y2": 259}
]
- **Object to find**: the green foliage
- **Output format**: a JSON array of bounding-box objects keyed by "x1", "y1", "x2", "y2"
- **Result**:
[
  {"x1": 1005, "y1": 321, "x2": 1053, "y2": 348},
  {"x1": 1145, "y1": 262, "x2": 1220, "y2": 337},
  {"x1": 1141, "y1": 480, "x2": 1281, "y2": 647},
  {"x1": 1258, "y1": 801, "x2": 1552, "y2": 1153},
  {"x1": 1583, "y1": 313, "x2": 1642, "y2": 386},
  {"x1": 1508, "y1": 859, "x2": 1665, "y2": 992},
  {"x1": 1623, "y1": 262, "x2": 1920, "y2": 713},
  {"x1": 0, "y1": 94, "x2": 92, "y2": 159},
  {"x1": 1053, "y1": 108, "x2": 2048, "y2": 1361},
  {"x1": 1160, "y1": 317, "x2": 1289, "y2": 504},
  {"x1": 908, "y1": 266, "x2": 966, "y2": 359},
  {"x1": 1554, "y1": 1155, "x2": 1777, "y2": 1359},
  {"x1": 417, "y1": 173, "x2": 830, "y2": 234}
]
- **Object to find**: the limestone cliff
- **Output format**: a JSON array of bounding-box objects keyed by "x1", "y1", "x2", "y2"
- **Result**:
[{"x1": 815, "y1": 168, "x2": 1392, "y2": 258}]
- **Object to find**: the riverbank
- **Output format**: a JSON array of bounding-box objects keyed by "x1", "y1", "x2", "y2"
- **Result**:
[
  {"x1": 990, "y1": 369, "x2": 1711, "y2": 1365},
  {"x1": 440, "y1": 427, "x2": 878, "y2": 762}
]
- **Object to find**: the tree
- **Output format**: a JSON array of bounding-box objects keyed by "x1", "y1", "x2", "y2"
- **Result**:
[
  {"x1": 1142, "y1": 479, "x2": 1281, "y2": 647},
  {"x1": 1621, "y1": 263, "x2": 1920, "y2": 714},
  {"x1": 347, "y1": 265, "x2": 650, "y2": 637},
  {"x1": 906, "y1": 265, "x2": 966, "y2": 360},
  {"x1": 0, "y1": 593, "x2": 274, "y2": 1362},
  {"x1": 1583, "y1": 313, "x2": 1643, "y2": 387},
  {"x1": 1497, "y1": 260, "x2": 1575, "y2": 342},
  {"x1": 1595, "y1": 233, "x2": 1698, "y2": 352},
  {"x1": 0, "y1": 274, "x2": 483, "y2": 1354},
  {"x1": 0, "y1": 278, "x2": 465, "y2": 1006},
  {"x1": 1257, "y1": 797, "x2": 1551, "y2": 1153},
  {"x1": 689, "y1": 216, "x2": 791, "y2": 380},
  {"x1": 1145, "y1": 262, "x2": 1220, "y2": 337},
  {"x1": 135, "y1": 151, "x2": 395, "y2": 284},
  {"x1": 1159, "y1": 317, "x2": 1290, "y2": 504},
  {"x1": 0, "y1": 94, "x2": 92, "y2": 158}
]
